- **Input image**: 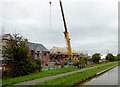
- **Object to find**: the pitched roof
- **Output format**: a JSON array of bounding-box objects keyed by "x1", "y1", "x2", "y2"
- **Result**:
[
  {"x1": 3, "y1": 34, "x2": 11, "y2": 37},
  {"x1": 27, "y1": 42, "x2": 50, "y2": 52},
  {"x1": 50, "y1": 46, "x2": 79, "y2": 55},
  {"x1": 2, "y1": 34, "x2": 12, "y2": 40}
]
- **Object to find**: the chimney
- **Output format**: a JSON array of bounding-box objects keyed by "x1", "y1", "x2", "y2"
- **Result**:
[{"x1": 25, "y1": 38, "x2": 28, "y2": 42}]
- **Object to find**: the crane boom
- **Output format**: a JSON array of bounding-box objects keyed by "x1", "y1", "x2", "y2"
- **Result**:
[
  {"x1": 59, "y1": 0, "x2": 73, "y2": 59},
  {"x1": 59, "y1": 0, "x2": 67, "y2": 32}
]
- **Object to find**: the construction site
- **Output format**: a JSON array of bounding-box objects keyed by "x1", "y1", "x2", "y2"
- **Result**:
[
  {"x1": 49, "y1": 0, "x2": 82, "y2": 64},
  {"x1": 0, "y1": 0, "x2": 91, "y2": 69},
  {"x1": 1, "y1": 0, "x2": 119, "y2": 86}
]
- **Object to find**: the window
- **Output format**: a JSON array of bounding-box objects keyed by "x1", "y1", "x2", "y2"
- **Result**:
[
  {"x1": 44, "y1": 53, "x2": 47, "y2": 56},
  {"x1": 37, "y1": 51, "x2": 40, "y2": 58},
  {"x1": 2, "y1": 60, "x2": 7, "y2": 65},
  {"x1": 37, "y1": 53, "x2": 39, "y2": 58}
]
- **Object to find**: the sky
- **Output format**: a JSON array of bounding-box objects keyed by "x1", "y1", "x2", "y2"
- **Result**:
[{"x1": 0, "y1": 0, "x2": 119, "y2": 55}]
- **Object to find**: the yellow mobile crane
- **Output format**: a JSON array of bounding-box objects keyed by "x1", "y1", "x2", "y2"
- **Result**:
[{"x1": 59, "y1": 0, "x2": 78, "y2": 61}]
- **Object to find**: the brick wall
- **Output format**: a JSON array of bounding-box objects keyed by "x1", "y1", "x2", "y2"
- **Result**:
[{"x1": 42, "y1": 52, "x2": 50, "y2": 60}]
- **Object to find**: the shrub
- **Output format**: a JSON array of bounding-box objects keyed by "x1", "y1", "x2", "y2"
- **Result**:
[
  {"x1": 3, "y1": 34, "x2": 37, "y2": 78},
  {"x1": 74, "y1": 56, "x2": 88, "y2": 66},
  {"x1": 2, "y1": 69, "x2": 8, "y2": 79},
  {"x1": 61, "y1": 63, "x2": 64, "y2": 68},
  {"x1": 73, "y1": 61, "x2": 80, "y2": 66},
  {"x1": 35, "y1": 59, "x2": 42, "y2": 72}
]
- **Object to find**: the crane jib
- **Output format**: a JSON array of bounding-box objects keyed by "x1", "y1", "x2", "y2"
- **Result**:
[
  {"x1": 59, "y1": 0, "x2": 68, "y2": 33},
  {"x1": 59, "y1": 0, "x2": 78, "y2": 61}
]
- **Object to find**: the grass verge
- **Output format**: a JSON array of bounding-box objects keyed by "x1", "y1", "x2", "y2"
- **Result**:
[
  {"x1": 2, "y1": 62, "x2": 113, "y2": 86},
  {"x1": 31, "y1": 62, "x2": 118, "y2": 86}
]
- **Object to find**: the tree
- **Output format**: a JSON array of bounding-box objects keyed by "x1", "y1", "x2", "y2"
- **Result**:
[
  {"x1": 117, "y1": 53, "x2": 120, "y2": 61},
  {"x1": 73, "y1": 56, "x2": 88, "y2": 66},
  {"x1": 79, "y1": 56, "x2": 88, "y2": 64},
  {"x1": 3, "y1": 34, "x2": 37, "y2": 77},
  {"x1": 114, "y1": 56, "x2": 119, "y2": 61},
  {"x1": 106, "y1": 53, "x2": 115, "y2": 62},
  {"x1": 79, "y1": 57, "x2": 85, "y2": 64},
  {"x1": 92, "y1": 53, "x2": 101, "y2": 64}
]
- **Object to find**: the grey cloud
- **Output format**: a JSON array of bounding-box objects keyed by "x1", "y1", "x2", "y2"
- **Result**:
[{"x1": 1, "y1": 0, "x2": 118, "y2": 55}]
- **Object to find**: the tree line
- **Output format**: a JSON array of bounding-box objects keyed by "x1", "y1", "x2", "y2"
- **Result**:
[{"x1": 92, "y1": 53, "x2": 120, "y2": 64}]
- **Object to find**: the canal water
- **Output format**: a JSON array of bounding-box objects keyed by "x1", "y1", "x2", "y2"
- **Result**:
[{"x1": 78, "y1": 66, "x2": 118, "y2": 86}]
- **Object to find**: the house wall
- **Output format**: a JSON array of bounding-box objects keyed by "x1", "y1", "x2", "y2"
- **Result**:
[
  {"x1": 30, "y1": 50, "x2": 50, "y2": 64},
  {"x1": 42, "y1": 52, "x2": 50, "y2": 60},
  {"x1": 1, "y1": 35, "x2": 11, "y2": 68},
  {"x1": 4, "y1": 64, "x2": 10, "y2": 70},
  {"x1": 42, "y1": 52, "x2": 50, "y2": 68},
  {"x1": 50, "y1": 54, "x2": 68, "y2": 62}
]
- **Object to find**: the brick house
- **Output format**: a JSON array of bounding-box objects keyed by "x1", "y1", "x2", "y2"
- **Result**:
[
  {"x1": 1, "y1": 34, "x2": 50, "y2": 69},
  {"x1": 27, "y1": 42, "x2": 50, "y2": 67},
  {"x1": 0, "y1": 34, "x2": 12, "y2": 70}
]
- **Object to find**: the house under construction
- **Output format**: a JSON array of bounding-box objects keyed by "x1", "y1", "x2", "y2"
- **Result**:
[{"x1": 50, "y1": 46, "x2": 80, "y2": 62}]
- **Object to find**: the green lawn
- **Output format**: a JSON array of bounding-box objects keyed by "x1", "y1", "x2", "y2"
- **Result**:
[
  {"x1": 2, "y1": 62, "x2": 114, "y2": 86},
  {"x1": 32, "y1": 62, "x2": 118, "y2": 86}
]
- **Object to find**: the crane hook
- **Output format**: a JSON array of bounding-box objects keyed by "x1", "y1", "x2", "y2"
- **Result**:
[
  {"x1": 49, "y1": 1, "x2": 52, "y2": 27},
  {"x1": 49, "y1": 1, "x2": 52, "y2": 5}
]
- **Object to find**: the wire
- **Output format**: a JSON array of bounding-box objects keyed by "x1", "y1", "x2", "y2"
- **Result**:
[{"x1": 49, "y1": 0, "x2": 52, "y2": 27}]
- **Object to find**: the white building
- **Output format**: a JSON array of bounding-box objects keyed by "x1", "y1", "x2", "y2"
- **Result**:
[{"x1": 0, "y1": 34, "x2": 12, "y2": 67}]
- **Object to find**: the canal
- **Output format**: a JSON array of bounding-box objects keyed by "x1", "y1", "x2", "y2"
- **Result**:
[{"x1": 77, "y1": 66, "x2": 118, "y2": 86}]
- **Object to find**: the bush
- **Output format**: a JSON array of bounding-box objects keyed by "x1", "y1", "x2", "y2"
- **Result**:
[
  {"x1": 74, "y1": 56, "x2": 88, "y2": 66},
  {"x1": 3, "y1": 34, "x2": 37, "y2": 78},
  {"x1": 2, "y1": 69, "x2": 8, "y2": 79},
  {"x1": 73, "y1": 61, "x2": 80, "y2": 66},
  {"x1": 35, "y1": 59, "x2": 42, "y2": 72},
  {"x1": 61, "y1": 63, "x2": 64, "y2": 68},
  {"x1": 8, "y1": 59, "x2": 37, "y2": 77}
]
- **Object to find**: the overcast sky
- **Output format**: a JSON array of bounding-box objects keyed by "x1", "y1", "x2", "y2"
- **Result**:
[{"x1": 0, "y1": 0, "x2": 119, "y2": 55}]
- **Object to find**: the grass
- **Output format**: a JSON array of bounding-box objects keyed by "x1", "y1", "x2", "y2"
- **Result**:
[
  {"x1": 32, "y1": 62, "x2": 118, "y2": 86},
  {"x1": 2, "y1": 62, "x2": 113, "y2": 86}
]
